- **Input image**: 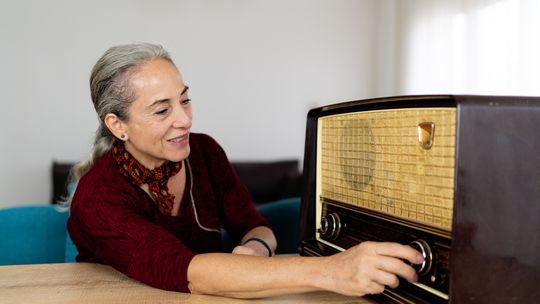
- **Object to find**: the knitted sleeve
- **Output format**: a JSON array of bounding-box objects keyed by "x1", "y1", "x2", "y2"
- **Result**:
[{"x1": 68, "y1": 173, "x2": 195, "y2": 292}]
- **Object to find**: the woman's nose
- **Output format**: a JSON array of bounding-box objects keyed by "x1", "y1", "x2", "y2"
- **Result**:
[{"x1": 172, "y1": 107, "x2": 192, "y2": 129}]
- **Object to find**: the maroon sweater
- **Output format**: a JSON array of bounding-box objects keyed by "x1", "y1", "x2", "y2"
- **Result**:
[{"x1": 67, "y1": 133, "x2": 269, "y2": 292}]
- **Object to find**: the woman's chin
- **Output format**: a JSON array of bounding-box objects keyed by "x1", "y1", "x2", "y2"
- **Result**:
[{"x1": 166, "y1": 147, "x2": 190, "y2": 163}]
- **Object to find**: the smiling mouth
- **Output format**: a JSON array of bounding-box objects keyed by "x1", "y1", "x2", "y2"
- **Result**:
[{"x1": 167, "y1": 133, "x2": 189, "y2": 143}]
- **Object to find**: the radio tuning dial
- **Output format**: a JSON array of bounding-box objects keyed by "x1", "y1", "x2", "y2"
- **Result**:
[
  {"x1": 319, "y1": 212, "x2": 342, "y2": 240},
  {"x1": 409, "y1": 239, "x2": 433, "y2": 276}
]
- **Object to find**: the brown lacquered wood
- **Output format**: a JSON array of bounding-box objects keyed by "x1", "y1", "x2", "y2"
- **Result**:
[
  {"x1": 450, "y1": 95, "x2": 540, "y2": 303},
  {"x1": 0, "y1": 262, "x2": 375, "y2": 304}
]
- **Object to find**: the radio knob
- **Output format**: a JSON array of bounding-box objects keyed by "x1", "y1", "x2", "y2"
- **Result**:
[
  {"x1": 409, "y1": 239, "x2": 433, "y2": 276},
  {"x1": 319, "y1": 213, "x2": 342, "y2": 240}
]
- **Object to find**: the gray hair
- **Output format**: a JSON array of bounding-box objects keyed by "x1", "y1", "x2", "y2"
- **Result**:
[{"x1": 71, "y1": 43, "x2": 174, "y2": 182}]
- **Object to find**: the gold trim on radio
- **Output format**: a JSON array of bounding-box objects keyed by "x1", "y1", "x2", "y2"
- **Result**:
[{"x1": 417, "y1": 122, "x2": 436, "y2": 150}]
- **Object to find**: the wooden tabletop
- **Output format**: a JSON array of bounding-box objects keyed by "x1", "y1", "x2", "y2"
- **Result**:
[{"x1": 0, "y1": 262, "x2": 376, "y2": 304}]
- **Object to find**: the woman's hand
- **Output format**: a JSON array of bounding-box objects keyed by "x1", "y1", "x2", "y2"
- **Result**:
[
  {"x1": 318, "y1": 241, "x2": 424, "y2": 296},
  {"x1": 232, "y1": 226, "x2": 277, "y2": 257},
  {"x1": 231, "y1": 241, "x2": 270, "y2": 257},
  {"x1": 189, "y1": 240, "x2": 422, "y2": 298}
]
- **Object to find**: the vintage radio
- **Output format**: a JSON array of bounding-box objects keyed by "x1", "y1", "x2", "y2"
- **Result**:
[{"x1": 299, "y1": 95, "x2": 540, "y2": 303}]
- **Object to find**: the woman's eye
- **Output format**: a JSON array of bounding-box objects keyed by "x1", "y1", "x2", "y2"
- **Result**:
[
  {"x1": 155, "y1": 108, "x2": 169, "y2": 115},
  {"x1": 181, "y1": 99, "x2": 191, "y2": 106}
]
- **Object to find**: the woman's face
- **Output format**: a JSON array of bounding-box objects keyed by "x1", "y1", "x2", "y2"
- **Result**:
[{"x1": 122, "y1": 58, "x2": 192, "y2": 169}]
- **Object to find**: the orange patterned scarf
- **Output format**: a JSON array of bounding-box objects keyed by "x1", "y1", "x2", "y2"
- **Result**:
[{"x1": 112, "y1": 142, "x2": 182, "y2": 215}]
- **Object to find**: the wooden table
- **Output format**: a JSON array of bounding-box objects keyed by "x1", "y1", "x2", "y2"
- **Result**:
[{"x1": 0, "y1": 263, "x2": 375, "y2": 303}]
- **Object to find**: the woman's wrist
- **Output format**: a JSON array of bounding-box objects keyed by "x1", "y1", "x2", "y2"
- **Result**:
[{"x1": 243, "y1": 237, "x2": 273, "y2": 257}]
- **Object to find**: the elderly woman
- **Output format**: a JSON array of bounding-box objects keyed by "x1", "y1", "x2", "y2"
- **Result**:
[{"x1": 67, "y1": 43, "x2": 423, "y2": 298}]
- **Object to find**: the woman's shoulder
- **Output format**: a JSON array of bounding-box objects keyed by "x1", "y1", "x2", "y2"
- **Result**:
[
  {"x1": 189, "y1": 132, "x2": 220, "y2": 148},
  {"x1": 73, "y1": 151, "x2": 135, "y2": 205},
  {"x1": 188, "y1": 133, "x2": 234, "y2": 181},
  {"x1": 79, "y1": 151, "x2": 118, "y2": 184},
  {"x1": 189, "y1": 132, "x2": 228, "y2": 157}
]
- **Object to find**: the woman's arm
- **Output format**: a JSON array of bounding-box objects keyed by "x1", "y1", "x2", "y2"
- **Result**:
[
  {"x1": 231, "y1": 226, "x2": 277, "y2": 257},
  {"x1": 187, "y1": 241, "x2": 423, "y2": 299}
]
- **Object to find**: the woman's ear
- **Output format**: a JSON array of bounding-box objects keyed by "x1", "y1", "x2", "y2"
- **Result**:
[{"x1": 104, "y1": 113, "x2": 129, "y2": 141}]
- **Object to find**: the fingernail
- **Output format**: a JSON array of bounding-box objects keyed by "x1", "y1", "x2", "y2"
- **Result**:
[{"x1": 416, "y1": 254, "x2": 424, "y2": 263}]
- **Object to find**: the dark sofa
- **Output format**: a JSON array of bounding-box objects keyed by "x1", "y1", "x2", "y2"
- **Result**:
[{"x1": 52, "y1": 160, "x2": 302, "y2": 205}]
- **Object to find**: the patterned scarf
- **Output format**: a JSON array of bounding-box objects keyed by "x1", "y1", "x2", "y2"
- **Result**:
[{"x1": 112, "y1": 142, "x2": 182, "y2": 215}]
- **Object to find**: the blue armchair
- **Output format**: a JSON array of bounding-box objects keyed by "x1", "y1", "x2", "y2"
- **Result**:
[
  {"x1": 0, "y1": 205, "x2": 71, "y2": 265},
  {"x1": 221, "y1": 197, "x2": 301, "y2": 254}
]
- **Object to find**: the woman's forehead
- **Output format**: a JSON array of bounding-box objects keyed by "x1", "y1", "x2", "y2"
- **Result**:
[{"x1": 127, "y1": 62, "x2": 183, "y2": 99}]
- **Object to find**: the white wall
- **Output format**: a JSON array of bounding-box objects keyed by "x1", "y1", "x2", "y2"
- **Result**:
[
  {"x1": 0, "y1": 0, "x2": 377, "y2": 207},
  {"x1": 393, "y1": 0, "x2": 540, "y2": 96}
]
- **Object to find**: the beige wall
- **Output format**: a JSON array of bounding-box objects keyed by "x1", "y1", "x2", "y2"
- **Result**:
[
  {"x1": 0, "y1": 0, "x2": 379, "y2": 206},
  {"x1": 5, "y1": 0, "x2": 537, "y2": 207}
]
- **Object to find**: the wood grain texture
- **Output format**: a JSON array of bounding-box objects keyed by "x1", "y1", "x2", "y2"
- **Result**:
[{"x1": 0, "y1": 263, "x2": 375, "y2": 304}]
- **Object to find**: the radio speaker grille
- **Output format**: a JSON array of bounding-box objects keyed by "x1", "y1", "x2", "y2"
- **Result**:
[{"x1": 318, "y1": 108, "x2": 456, "y2": 231}]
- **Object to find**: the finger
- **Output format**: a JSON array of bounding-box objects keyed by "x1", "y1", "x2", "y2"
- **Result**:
[
  {"x1": 374, "y1": 242, "x2": 424, "y2": 265},
  {"x1": 371, "y1": 268, "x2": 400, "y2": 289},
  {"x1": 375, "y1": 255, "x2": 418, "y2": 283},
  {"x1": 231, "y1": 245, "x2": 256, "y2": 256},
  {"x1": 366, "y1": 282, "x2": 386, "y2": 295}
]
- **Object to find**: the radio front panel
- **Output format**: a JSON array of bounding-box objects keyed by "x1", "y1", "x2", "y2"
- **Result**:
[{"x1": 314, "y1": 108, "x2": 455, "y2": 302}]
